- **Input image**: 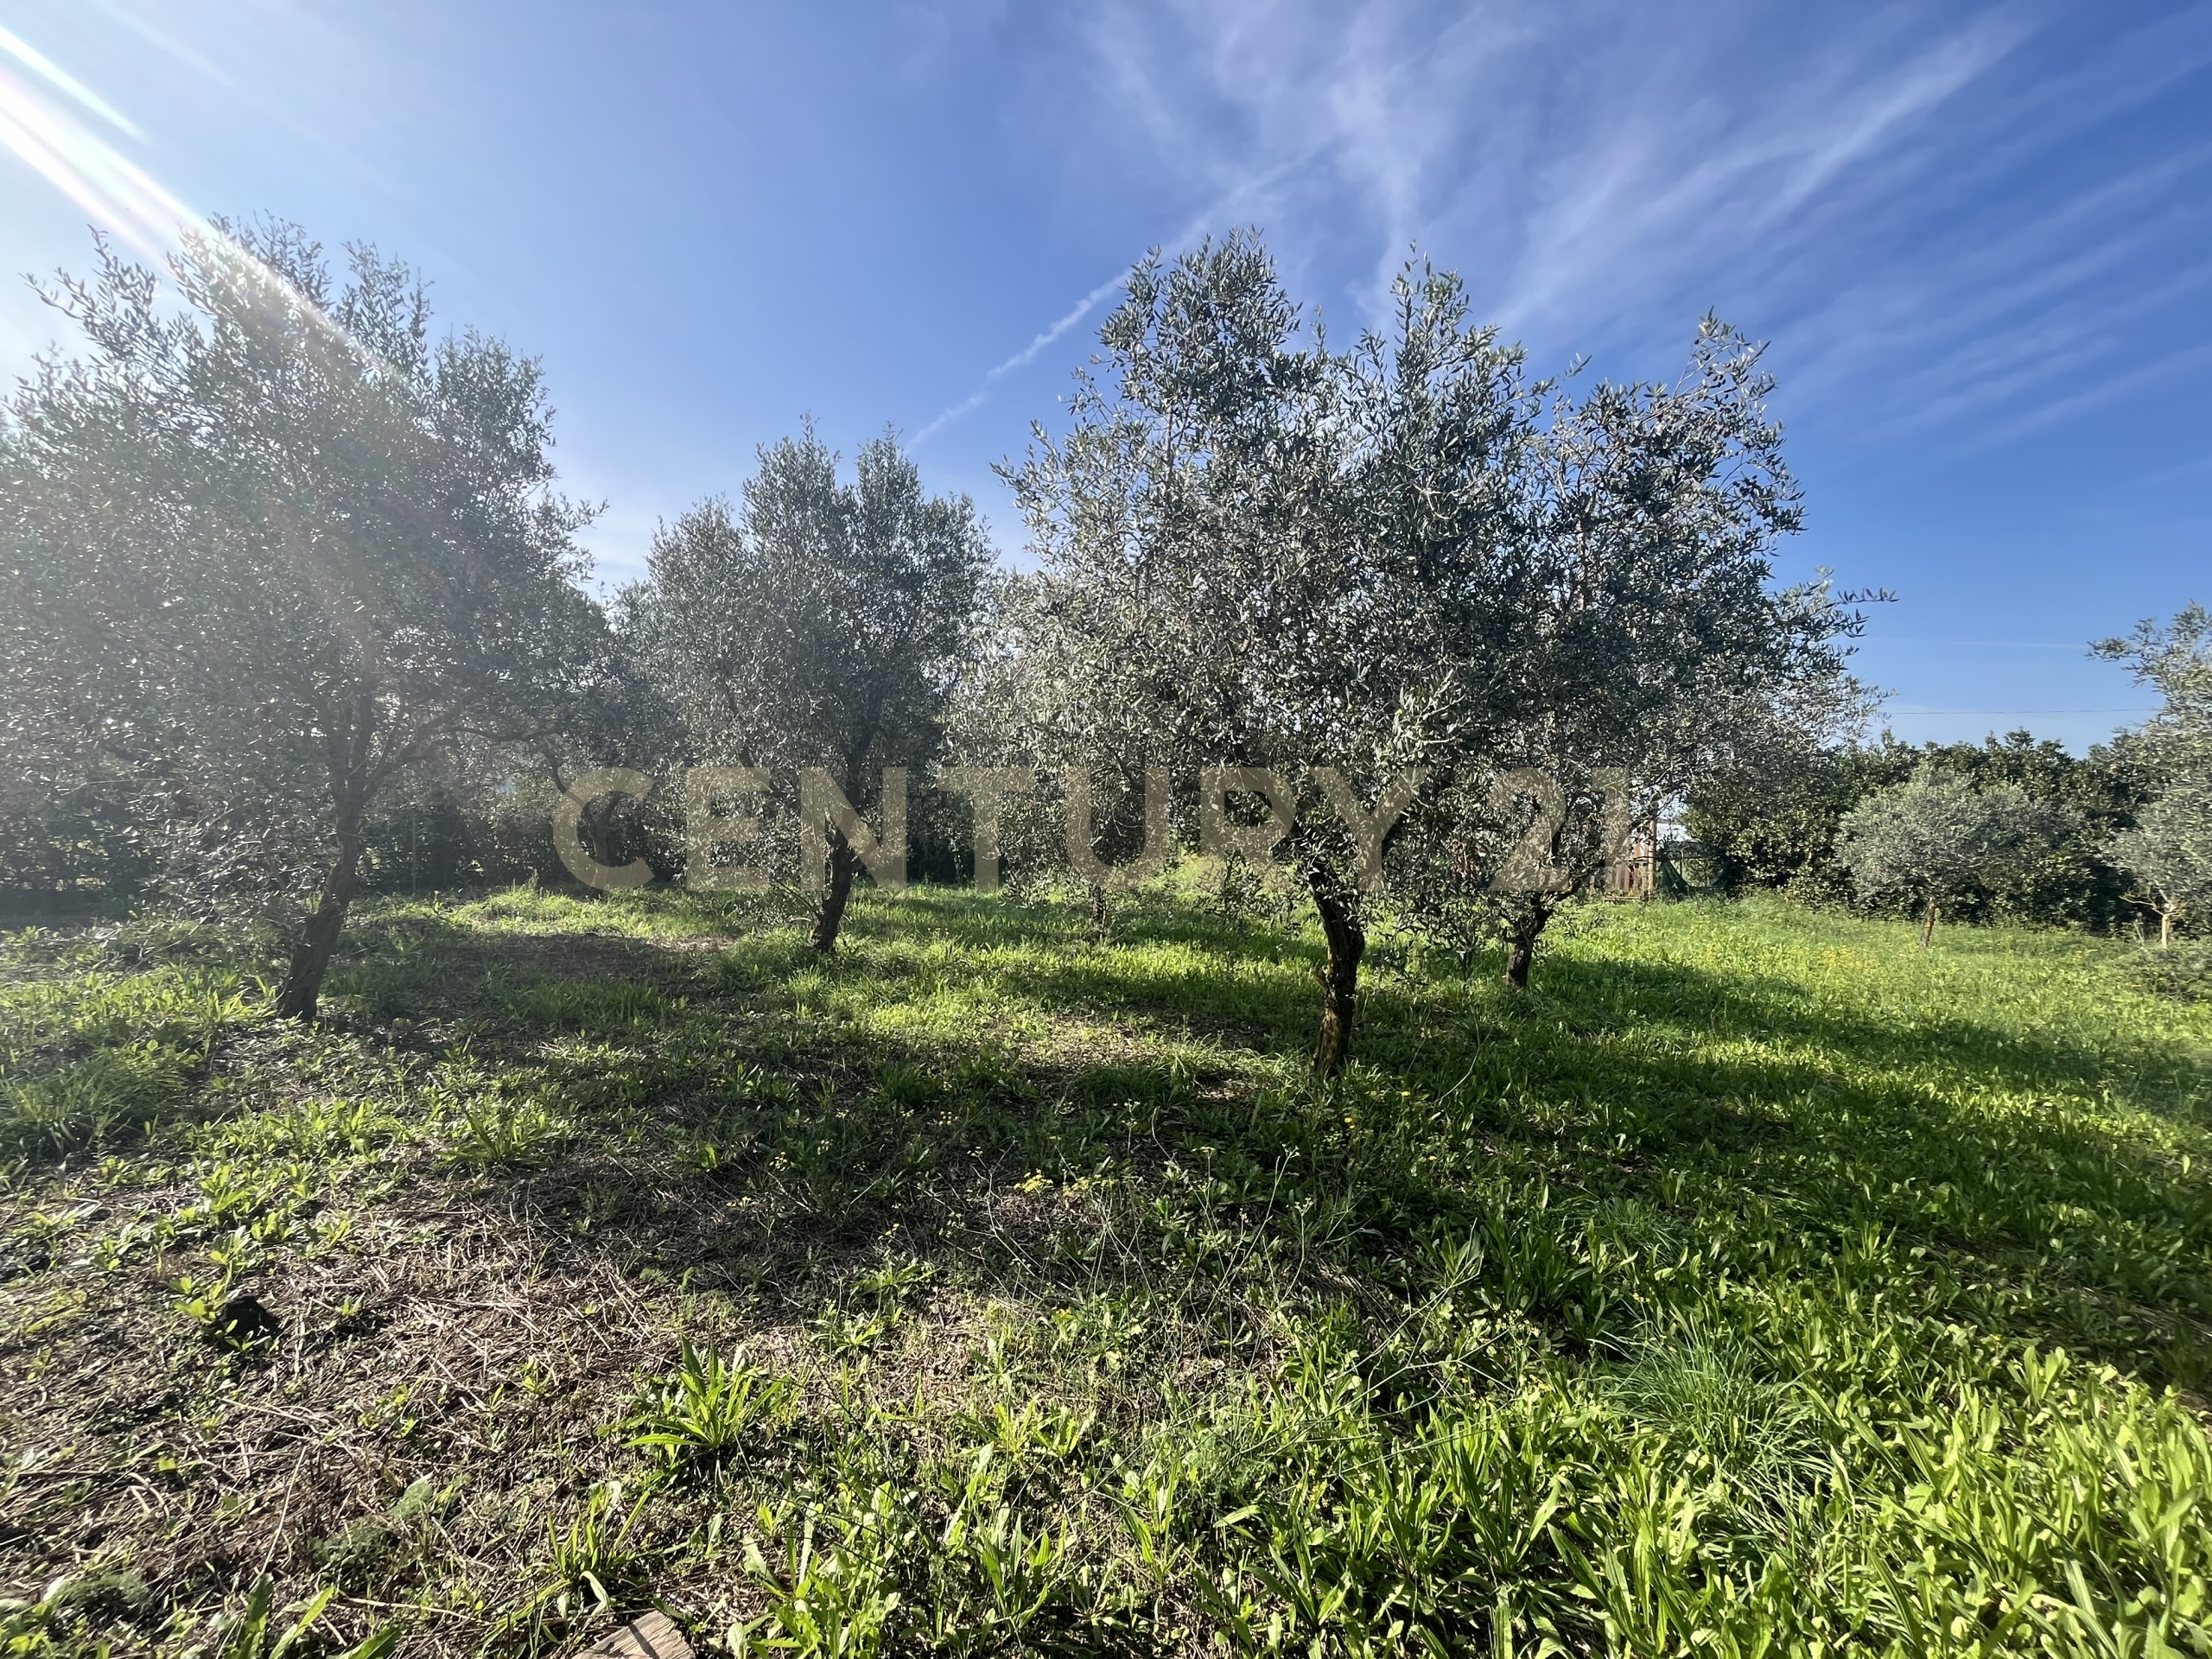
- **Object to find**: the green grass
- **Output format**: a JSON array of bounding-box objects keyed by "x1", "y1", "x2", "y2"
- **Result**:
[{"x1": 1, "y1": 880, "x2": 2209, "y2": 1656}]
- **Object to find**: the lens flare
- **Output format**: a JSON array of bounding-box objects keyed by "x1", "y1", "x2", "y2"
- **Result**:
[
  {"x1": 0, "y1": 22, "x2": 142, "y2": 138},
  {"x1": 0, "y1": 55, "x2": 189, "y2": 258},
  {"x1": 0, "y1": 27, "x2": 406, "y2": 387}
]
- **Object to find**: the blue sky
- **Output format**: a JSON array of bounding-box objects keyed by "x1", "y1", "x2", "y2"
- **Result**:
[{"x1": 1, "y1": 2, "x2": 2207, "y2": 751}]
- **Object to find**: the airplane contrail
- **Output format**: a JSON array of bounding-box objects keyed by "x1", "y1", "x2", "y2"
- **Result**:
[{"x1": 910, "y1": 270, "x2": 1128, "y2": 448}]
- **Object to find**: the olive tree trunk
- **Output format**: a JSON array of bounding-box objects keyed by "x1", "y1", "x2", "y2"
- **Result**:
[
  {"x1": 1920, "y1": 899, "x2": 1940, "y2": 949},
  {"x1": 1311, "y1": 878, "x2": 1365, "y2": 1075},
  {"x1": 276, "y1": 696, "x2": 378, "y2": 1023},
  {"x1": 275, "y1": 831, "x2": 365, "y2": 1020},
  {"x1": 810, "y1": 827, "x2": 862, "y2": 953},
  {"x1": 1504, "y1": 896, "x2": 1555, "y2": 991}
]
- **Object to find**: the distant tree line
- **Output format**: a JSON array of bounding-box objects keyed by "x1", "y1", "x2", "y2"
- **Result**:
[
  {"x1": 1683, "y1": 609, "x2": 2211, "y2": 950},
  {"x1": 1683, "y1": 729, "x2": 2164, "y2": 929},
  {"x1": 3, "y1": 218, "x2": 2204, "y2": 1052}
]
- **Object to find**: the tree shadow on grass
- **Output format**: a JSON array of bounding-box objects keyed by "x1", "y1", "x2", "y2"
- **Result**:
[{"x1": 310, "y1": 884, "x2": 2212, "y2": 1386}]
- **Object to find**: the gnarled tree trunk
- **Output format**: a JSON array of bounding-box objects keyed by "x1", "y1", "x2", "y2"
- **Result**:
[
  {"x1": 810, "y1": 826, "x2": 861, "y2": 953},
  {"x1": 1311, "y1": 877, "x2": 1365, "y2": 1074},
  {"x1": 581, "y1": 791, "x2": 628, "y2": 876},
  {"x1": 1504, "y1": 896, "x2": 1554, "y2": 990}
]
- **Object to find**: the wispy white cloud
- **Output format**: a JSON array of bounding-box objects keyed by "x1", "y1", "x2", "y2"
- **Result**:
[
  {"x1": 1068, "y1": 2, "x2": 2029, "y2": 332},
  {"x1": 1491, "y1": 14, "x2": 2028, "y2": 334},
  {"x1": 1780, "y1": 135, "x2": 2212, "y2": 438},
  {"x1": 1050, "y1": 0, "x2": 2212, "y2": 452},
  {"x1": 1069, "y1": 0, "x2": 1525, "y2": 309}
]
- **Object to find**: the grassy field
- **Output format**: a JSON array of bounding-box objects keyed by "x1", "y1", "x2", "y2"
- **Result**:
[{"x1": 2, "y1": 877, "x2": 2209, "y2": 1657}]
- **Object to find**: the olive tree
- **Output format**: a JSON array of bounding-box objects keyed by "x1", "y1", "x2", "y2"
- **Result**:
[
  {"x1": 1837, "y1": 764, "x2": 2079, "y2": 944},
  {"x1": 942, "y1": 575, "x2": 1154, "y2": 931},
  {"x1": 1003, "y1": 234, "x2": 1855, "y2": 1062},
  {"x1": 2098, "y1": 606, "x2": 2212, "y2": 944},
  {"x1": 2099, "y1": 604, "x2": 2212, "y2": 758},
  {"x1": 2106, "y1": 786, "x2": 2211, "y2": 945},
  {"x1": 1399, "y1": 327, "x2": 1859, "y2": 988},
  {"x1": 624, "y1": 429, "x2": 989, "y2": 950},
  {"x1": 0, "y1": 220, "x2": 605, "y2": 1018},
  {"x1": 1003, "y1": 237, "x2": 1535, "y2": 1070}
]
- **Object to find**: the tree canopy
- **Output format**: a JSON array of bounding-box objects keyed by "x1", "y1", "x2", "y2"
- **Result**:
[
  {"x1": 0, "y1": 219, "x2": 604, "y2": 1016},
  {"x1": 623, "y1": 427, "x2": 991, "y2": 950},
  {"x1": 2099, "y1": 605, "x2": 2212, "y2": 942},
  {"x1": 1000, "y1": 233, "x2": 1854, "y2": 1064},
  {"x1": 0, "y1": 213, "x2": 2187, "y2": 1037}
]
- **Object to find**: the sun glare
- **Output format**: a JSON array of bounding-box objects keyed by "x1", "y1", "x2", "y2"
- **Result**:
[{"x1": 0, "y1": 52, "x2": 188, "y2": 258}]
